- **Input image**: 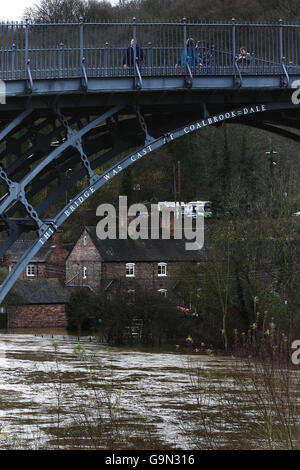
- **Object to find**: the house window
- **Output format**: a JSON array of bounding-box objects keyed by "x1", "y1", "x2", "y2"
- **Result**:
[
  {"x1": 83, "y1": 267, "x2": 87, "y2": 279},
  {"x1": 26, "y1": 265, "x2": 35, "y2": 277},
  {"x1": 126, "y1": 263, "x2": 135, "y2": 277},
  {"x1": 158, "y1": 289, "x2": 167, "y2": 297},
  {"x1": 83, "y1": 235, "x2": 87, "y2": 246},
  {"x1": 158, "y1": 262, "x2": 167, "y2": 277}
]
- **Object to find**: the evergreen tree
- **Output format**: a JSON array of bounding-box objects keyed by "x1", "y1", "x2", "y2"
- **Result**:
[{"x1": 120, "y1": 167, "x2": 133, "y2": 205}]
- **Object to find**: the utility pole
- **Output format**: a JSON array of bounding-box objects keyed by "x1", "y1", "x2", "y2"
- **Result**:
[
  {"x1": 173, "y1": 163, "x2": 177, "y2": 204},
  {"x1": 177, "y1": 160, "x2": 182, "y2": 207},
  {"x1": 65, "y1": 168, "x2": 72, "y2": 205}
]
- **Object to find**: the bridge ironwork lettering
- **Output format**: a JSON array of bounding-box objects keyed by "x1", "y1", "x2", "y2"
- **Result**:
[{"x1": 0, "y1": 99, "x2": 298, "y2": 304}]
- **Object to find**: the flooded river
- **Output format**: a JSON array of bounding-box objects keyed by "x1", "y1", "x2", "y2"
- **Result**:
[{"x1": 0, "y1": 330, "x2": 299, "y2": 450}]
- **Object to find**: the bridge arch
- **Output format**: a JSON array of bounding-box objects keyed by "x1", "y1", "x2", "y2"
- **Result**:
[{"x1": 0, "y1": 100, "x2": 299, "y2": 304}]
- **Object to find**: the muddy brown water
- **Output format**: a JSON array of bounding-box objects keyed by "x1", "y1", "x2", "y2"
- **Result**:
[{"x1": 0, "y1": 329, "x2": 297, "y2": 450}]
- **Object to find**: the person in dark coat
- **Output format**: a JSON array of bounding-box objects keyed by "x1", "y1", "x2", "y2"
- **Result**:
[
  {"x1": 122, "y1": 39, "x2": 144, "y2": 68},
  {"x1": 237, "y1": 46, "x2": 251, "y2": 65}
]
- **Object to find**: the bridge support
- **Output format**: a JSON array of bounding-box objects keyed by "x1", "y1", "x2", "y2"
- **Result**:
[{"x1": 0, "y1": 100, "x2": 299, "y2": 305}]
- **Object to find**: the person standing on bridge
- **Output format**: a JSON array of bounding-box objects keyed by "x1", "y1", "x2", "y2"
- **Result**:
[
  {"x1": 237, "y1": 47, "x2": 251, "y2": 66},
  {"x1": 176, "y1": 38, "x2": 201, "y2": 72},
  {"x1": 122, "y1": 39, "x2": 144, "y2": 69}
]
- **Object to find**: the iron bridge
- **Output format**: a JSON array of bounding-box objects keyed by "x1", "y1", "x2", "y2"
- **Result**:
[{"x1": 0, "y1": 18, "x2": 299, "y2": 303}]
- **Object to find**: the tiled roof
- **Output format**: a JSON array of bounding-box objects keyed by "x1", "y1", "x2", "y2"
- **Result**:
[
  {"x1": 8, "y1": 240, "x2": 54, "y2": 263},
  {"x1": 15, "y1": 279, "x2": 70, "y2": 305},
  {"x1": 85, "y1": 226, "x2": 207, "y2": 262},
  {"x1": 8, "y1": 239, "x2": 74, "y2": 262}
]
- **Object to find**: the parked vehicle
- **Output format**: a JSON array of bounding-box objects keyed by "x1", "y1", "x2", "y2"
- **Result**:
[
  {"x1": 158, "y1": 201, "x2": 213, "y2": 218},
  {"x1": 185, "y1": 201, "x2": 213, "y2": 218}
]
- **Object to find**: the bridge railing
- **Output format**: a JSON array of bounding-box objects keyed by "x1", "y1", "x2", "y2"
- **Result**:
[{"x1": 0, "y1": 19, "x2": 299, "y2": 81}]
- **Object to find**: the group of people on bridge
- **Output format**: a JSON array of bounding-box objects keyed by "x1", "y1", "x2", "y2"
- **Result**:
[{"x1": 122, "y1": 38, "x2": 251, "y2": 70}]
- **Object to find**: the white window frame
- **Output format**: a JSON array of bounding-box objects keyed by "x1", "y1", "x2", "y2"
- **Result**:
[
  {"x1": 83, "y1": 235, "x2": 87, "y2": 246},
  {"x1": 126, "y1": 263, "x2": 135, "y2": 277},
  {"x1": 158, "y1": 289, "x2": 167, "y2": 297},
  {"x1": 83, "y1": 266, "x2": 87, "y2": 279},
  {"x1": 26, "y1": 264, "x2": 35, "y2": 277},
  {"x1": 158, "y1": 262, "x2": 167, "y2": 277}
]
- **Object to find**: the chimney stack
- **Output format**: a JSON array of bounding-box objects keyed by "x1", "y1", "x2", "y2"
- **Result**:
[{"x1": 51, "y1": 230, "x2": 64, "y2": 248}]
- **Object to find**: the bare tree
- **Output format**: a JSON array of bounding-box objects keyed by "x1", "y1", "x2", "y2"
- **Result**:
[
  {"x1": 24, "y1": 0, "x2": 113, "y2": 22},
  {"x1": 24, "y1": 0, "x2": 84, "y2": 22}
]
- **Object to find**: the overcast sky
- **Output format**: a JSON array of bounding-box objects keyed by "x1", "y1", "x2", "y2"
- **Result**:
[{"x1": 0, "y1": 0, "x2": 118, "y2": 21}]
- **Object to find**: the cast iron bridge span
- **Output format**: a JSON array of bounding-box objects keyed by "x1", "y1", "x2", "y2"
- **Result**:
[{"x1": 0, "y1": 18, "x2": 299, "y2": 304}]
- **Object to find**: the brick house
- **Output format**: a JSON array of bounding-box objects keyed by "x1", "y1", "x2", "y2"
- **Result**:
[
  {"x1": 8, "y1": 278, "x2": 70, "y2": 328},
  {"x1": 66, "y1": 226, "x2": 207, "y2": 295},
  {"x1": 7, "y1": 231, "x2": 70, "y2": 285}
]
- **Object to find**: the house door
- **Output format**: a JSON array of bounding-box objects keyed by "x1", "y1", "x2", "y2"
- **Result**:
[{"x1": 0, "y1": 311, "x2": 8, "y2": 329}]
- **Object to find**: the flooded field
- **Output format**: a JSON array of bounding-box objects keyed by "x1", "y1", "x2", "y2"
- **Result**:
[{"x1": 0, "y1": 330, "x2": 299, "y2": 450}]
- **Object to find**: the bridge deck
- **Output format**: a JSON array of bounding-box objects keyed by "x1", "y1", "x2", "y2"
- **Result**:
[{"x1": 0, "y1": 19, "x2": 299, "y2": 96}]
